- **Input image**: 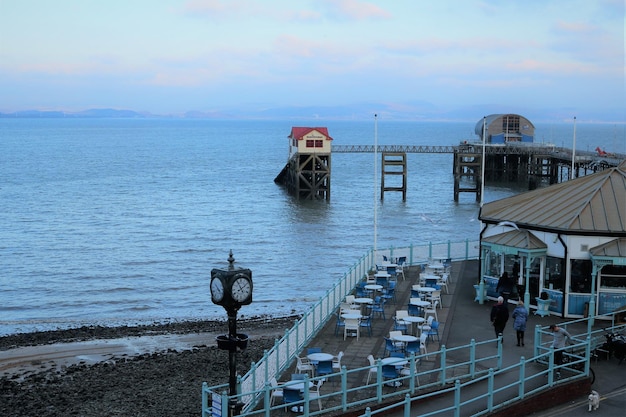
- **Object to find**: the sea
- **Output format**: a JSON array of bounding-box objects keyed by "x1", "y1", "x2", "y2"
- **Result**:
[{"x1": 1, "y1": 118, "x2": 624, "y2": 336}]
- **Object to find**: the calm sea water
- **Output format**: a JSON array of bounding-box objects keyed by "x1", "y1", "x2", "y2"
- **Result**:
[{"x1": 1, "y1": 118, "x2": 623, "y2": 336}]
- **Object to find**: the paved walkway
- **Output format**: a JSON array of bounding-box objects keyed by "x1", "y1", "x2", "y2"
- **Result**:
[{"x1": 278, "y1": 260, "x2": 626, "y2": 416}]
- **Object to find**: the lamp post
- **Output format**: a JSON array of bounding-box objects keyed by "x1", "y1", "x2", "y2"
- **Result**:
[
  {"x1": 210, "y1": 250, "x2": 253, "y2": 417},
  {"x1": 478, "y1": 116, "x2": 487, "y2": 304}
]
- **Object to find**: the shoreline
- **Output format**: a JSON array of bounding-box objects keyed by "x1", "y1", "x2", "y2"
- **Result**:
[{"x1": 0, "y1": 315, "x2": 298, "y2": 417}]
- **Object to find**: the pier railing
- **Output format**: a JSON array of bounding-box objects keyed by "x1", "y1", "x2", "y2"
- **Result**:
[{"x1": 201, "y1": 239, "x2": 479, "y2": 416}]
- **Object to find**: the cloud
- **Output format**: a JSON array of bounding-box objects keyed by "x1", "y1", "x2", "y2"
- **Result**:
[{"x1": 319, "y1": 0, "x2": 392, "y2": 20}]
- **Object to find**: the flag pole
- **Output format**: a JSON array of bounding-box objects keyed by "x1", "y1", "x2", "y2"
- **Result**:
[
  {"x1": 570, "y1": 116, "x2": 577, "y2": 180},
  {"x1": 374, "y1": 114, "x2": 378, "y2": 260},
  {"x1": 478, "y1": 116, "x2": 487, "y2": 304}
]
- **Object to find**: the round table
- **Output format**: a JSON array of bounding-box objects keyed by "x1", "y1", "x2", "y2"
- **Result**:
[
  {"x1": 380, "y1": 357, "x2": 407, "y2": 387},
  {"x1": 285, "y1": 380, "x2": 315, "y2": 390},
  {"x1": 352, "y1": 297, "x2": 373, "y2": 314},
  {"x1": 341, "y1": 313, "x2": 362, "y2": 320},
  {"x1": 307, "y1": 352, "x2": 334, "y2": 362},
  {"x1": 380, "y1": 357, "x2": 408, "y2": 367},
  {"x1": 410, "y1": 299, "x2": 431, "y2": 307},
  {"x1": 374, "y1": 271, "x2": 390, "y2": 278},
  {"x1": 365, "y1": 284, "x2": 383, "y2": 292},
  {"x1": 400, "y1": 316, "x2": 425, "y2": 335},
  {"x1": 392, "y1": 334, "x2": 417, "y2": 343},
  {"x1": 418, "y1": 287, "x2": 436, "y2": 294}
]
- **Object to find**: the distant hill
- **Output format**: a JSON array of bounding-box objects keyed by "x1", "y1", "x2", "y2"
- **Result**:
[
  {"x1": 0, "y1": 108, "x2": 148, "y2": 118},
  {"x1": 0, "y1": 104, "x2": 622, "y2": 123}
]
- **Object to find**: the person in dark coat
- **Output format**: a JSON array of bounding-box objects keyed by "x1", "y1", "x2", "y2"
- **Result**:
[
  {"x1": 490, "y1": 296, "x2": 509, "y2": 343},
  {"x1": 496, "y1": 271, "x2": 514, "y2": 303}
]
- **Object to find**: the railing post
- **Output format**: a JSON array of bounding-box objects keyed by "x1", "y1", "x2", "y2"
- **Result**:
[
  {"x1": 487, "y1": 368, "x2": 495, "y2": 411},
  {"x1": 469, "y1": 339, "x2": 476, "y2": 377},
  {"x1": 341, "y1": 366, "x2": 348, "y2": 411},
  {"x1": 440, "y1": 345, "x2": 447, "y2": 386},
  {"x1": 447, "y1": 240, "x2": 451, "y2": 258},
  {"x1": 409, "y1": 243, "x2": 414, "y2": 265},
  {"x1": 201, "y1": 382, "x2": 208, "y2": 417},
  {"x1": 403, "y1": 393, "x2": 411, "y2": 417},
  {"x1": 517, "y1": 356, "x2": 526, "y2": 400},
  {"x1": 454, "y1": 380, "x2": 461, "y2": 417}
]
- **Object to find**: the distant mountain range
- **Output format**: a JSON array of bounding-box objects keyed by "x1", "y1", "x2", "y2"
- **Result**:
[{"x1": 0, "y1": 103, "x2": 622, "y2": 123}]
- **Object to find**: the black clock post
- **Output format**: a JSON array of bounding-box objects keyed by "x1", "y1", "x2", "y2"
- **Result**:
[{"x1": 210, "y1": 250, "x2": 253, "y2": 417}]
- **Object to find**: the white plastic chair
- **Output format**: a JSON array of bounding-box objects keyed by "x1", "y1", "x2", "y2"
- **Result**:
[
  {"x1": 425, "y1": 301, "x2": 439, "y2": 321},
  {"x1": 366, "y1": 354, "x2": 378, "y2": 384},
  {"x1": 309, "y1": 379, "x2": 324, "y2": 410},
  {"x1": 332, "y1": 351, "x2": 344, "y2": 372},
  {"x1": 269, "y1": 377, "x2": 283, "y2": 406},
  {"x1": 344, "y1": 318, "x2": 360, "y2": 340},
  {"x1": 296, "y1": 356, "x2": 315, "y2": 377}
]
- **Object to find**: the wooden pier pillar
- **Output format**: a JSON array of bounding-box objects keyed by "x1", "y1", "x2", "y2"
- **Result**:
[
  {"x1": 453, "y1": 149, "x2": 481, "y2": 202},
  {"x1": 380, "y1": 152, "x2": 407, "y2": 201}
]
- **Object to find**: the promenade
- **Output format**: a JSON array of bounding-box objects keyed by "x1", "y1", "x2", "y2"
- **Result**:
[{"x1": 276, "y1": 260, "x2": 625, "y2": 416}]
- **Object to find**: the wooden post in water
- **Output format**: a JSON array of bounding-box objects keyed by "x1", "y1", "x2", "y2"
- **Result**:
[{"x1": 380, "y1": 152, "x2": 407, "y2": 201}]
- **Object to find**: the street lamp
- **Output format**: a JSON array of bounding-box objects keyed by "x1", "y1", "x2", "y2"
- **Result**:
[{"x1": 210, "y1": 250, "x2": 253, "y2": 417}]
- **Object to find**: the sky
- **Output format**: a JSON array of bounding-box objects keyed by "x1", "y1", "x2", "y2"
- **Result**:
[{"x1": 0, "y1": 0, "x2": 624, "y2": 121}]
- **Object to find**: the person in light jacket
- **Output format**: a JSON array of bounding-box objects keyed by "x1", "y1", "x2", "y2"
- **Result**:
[{"x1": 512, "y1": 300, "x2": 529, "y2": 346}]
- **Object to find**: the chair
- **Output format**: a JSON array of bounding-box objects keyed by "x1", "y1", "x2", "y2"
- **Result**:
[
  {"x1": 386, "y1": 266, "x2": 397, "y2": 280},
  {"x1": 359, "y1": 315, "x2": 373, "y2": 336},
  {"x1": 384, "y1": 337, "x2": 403, "y2": 357},
  {"x1": 427, "y1": 290, "x2": 442, "y2": 308},
  {"x1": 366, "y1": 354, "x2": 378, "y2": 384},
  {"x1": 309, "y1": 379, "x2": 324, "y2": 410},
  {"x1": 427, "y1": 320, "x2": 440, "y2": 342},
  {"x1": 424, "y1": 301, "x2": 439, "y2": 321},
  {"x1": 269, "y1": 377, "x2": 283, "y2": 406},
  {"x1": 396, "y1": 256, "x2": 407, "y2": 280},
  {"x1": 369, "y1": 296, "x2": 386, "y2": 320},
  {"x1": 334, "y1": 312, "x2": 345, "y2": 336},
  {"x1": 332, "y1": 351, "x2": 344, "y2": 372},
  {"x1": 307, "y1": 347, "x2": 322, "y2": 355},
  {"x1": 376, "y1": 275, "x2": 388, "y2": 288},
  {"x1": 344, "y1": 317, "x2": 360, "y2": 340},
  {"x1": 438, "y1": 274, "x2": 449, "y2": 293},
  {"x1": 316, "y1": 360, "x2": 333, "y2": 379},
  {"x1": 382, "y1": 364, "x2": 399, "y2": 385},
  {"x1": 382, "y1": 281, "x2": 396, "y2": 304},
  {"x1": 396, "y1": 310, "x2": 409, "y2": 319},
  {"x1": 345, "y1": 295, "x2": 356, "y2": 308},
  {"x1": 405, "y1": 340, "x2": 420, "y2": 356},
  {"x1": 408, "y1": 303, "x2": 421, "y2": 317},
  {"x1": 393, "y1": 317, "x2": 408, "y2": 333},
  {"x1": 419, "y1": 333, "x2": 430, "y2": 358},
  {"x1": 399, "y1": 358, "x2": 420, "y2": 386},
  {"x1": 282, "y1": 387, "x2": 302, "y2": 411},
  {"x1": 296, "y1": 356, "x2": 314, "y2": 377}
]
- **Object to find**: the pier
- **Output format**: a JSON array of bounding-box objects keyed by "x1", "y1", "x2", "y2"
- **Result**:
[
  {"x1": 333, "y1": 143, "x2": 624, "y2": 201},
  {"x1": 276, "y1": 126, "x2": 624, "y2": 202}
]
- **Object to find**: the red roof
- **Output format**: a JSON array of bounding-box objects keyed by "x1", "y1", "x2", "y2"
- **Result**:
[{"x1": 289, "y1": 127, "x2": 333, "y2": 141}]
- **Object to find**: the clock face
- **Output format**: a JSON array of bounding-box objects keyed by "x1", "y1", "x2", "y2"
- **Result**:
[
  {"x1": 231, "y1": 275, "x2": 252, "y2": 303},
  {"x1": 210, "y1": 277, "x2": 224, "y2": 303}
]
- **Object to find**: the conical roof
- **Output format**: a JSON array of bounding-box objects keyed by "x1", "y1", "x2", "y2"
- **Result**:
[{"x1": 480, "y1": 160, "x2": 626, "y2": 236}]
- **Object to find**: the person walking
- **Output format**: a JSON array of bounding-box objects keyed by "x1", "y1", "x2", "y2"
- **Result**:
[
  {"x1": 512, "y1": 300, "x2": 529, "y2": 346},
  {"x1": 496, "y1": 271, "x2": 514, "y2": 303},
  {"x1": 549, "y1": 324, "x2": 572, "y2": 378},
  {"x1": 490, "y1": 296, "x2": 509, "y2": 344}
]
